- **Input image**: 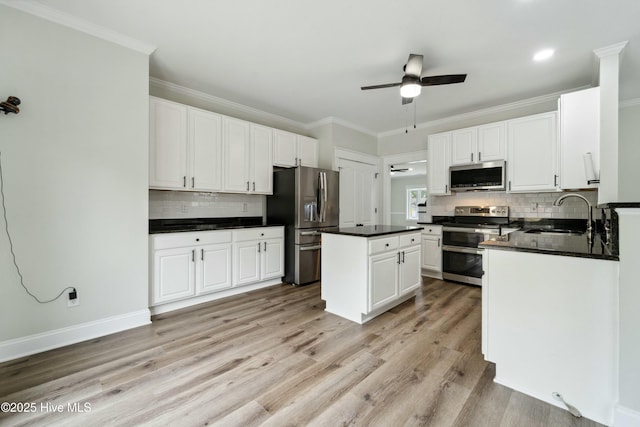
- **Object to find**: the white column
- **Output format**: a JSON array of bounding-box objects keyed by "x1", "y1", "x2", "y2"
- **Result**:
[{"x1": 594, "y1": 41, "x2": 627, "y2": 205}]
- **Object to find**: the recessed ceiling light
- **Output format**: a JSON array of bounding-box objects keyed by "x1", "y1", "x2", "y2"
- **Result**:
[{"x1": 533, "y1": 49, "x2": 555, "y2": 61}]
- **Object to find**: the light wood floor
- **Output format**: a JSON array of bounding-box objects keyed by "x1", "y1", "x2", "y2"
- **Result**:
[{"x1": 1, "y1": 278, "x2": 602, "y2": 427}]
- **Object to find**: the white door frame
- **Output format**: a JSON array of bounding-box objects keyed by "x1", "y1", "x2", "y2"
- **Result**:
[{"x1": 382, "y1": 150, "x2": 428, "y2": 225}]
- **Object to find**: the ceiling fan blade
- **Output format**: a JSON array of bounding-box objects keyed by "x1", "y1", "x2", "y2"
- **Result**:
[
  {"x1": 404, "y1": 54, "x2": 423, "y2": 77},
  {"x1": 402, "y1": 97, "x2": 413, "y2": 105},
  {"x1": 420, "y1": 74, "x2": 467, "y2": 86},
  {"x1": 361, "y1": 82, "x2": 402, "y2": 90}
]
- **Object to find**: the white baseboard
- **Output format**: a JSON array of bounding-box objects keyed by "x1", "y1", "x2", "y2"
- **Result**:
[
  {"x1": 614, "y1": 405, "x2": 640, "y2": 427},
  {"x1": 0, "y1": 309, "x2": 151, "y2": 363},
  {"x1": 150, "y1": 279, "x2": 284, "y2": 315}
]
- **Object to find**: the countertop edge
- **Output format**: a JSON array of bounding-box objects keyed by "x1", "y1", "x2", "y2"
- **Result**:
[{"x1": 480, "y1": 239, "x2": 619, "y2": 261}]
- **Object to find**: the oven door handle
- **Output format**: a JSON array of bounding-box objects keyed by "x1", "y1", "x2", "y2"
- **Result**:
[
  {"x1": 442, "y1": 245, "x2": 484, "y2": 255},
  {"x1": 443, "y1": 226, "x2": 499, "y2": 235}
]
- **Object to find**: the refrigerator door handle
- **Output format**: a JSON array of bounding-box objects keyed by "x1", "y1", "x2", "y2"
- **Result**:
[
  {"x1": 317, "y1": 172, "x2": 323, "y2": 223},
  {"x1": 322, "y1": 172, "x2": 328, "y2": 222}
]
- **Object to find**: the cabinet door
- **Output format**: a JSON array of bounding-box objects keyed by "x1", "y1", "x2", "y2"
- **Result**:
[
  {"x1": 189, "y1": 108, "x2": 223, "y2": 191},
  {"x1": 297, "y1": 135, "x2": 318, "y2": 167},
  {"x1": 250, "y1": 124, "x2": 273, "y2": 194},
  {"x1": 421, "y1": 235, "x2": 442, "y2": 271},
  {"x1": 399, "y1": 246, "x2": 421, "y2": 294},
  {"x1": 507, "y1": 112, "x2": 558, "y2": 192},
  {"x1": 477, "y1": 122, "x2": 506, "y2": 162},
  {"x1": 368, "y1": 252, "x2": 399, "y2": 312},
  {"x1": 261, "y1": 238, "x2": 284, "y2": 280},
  {"x1": 339, "y1": 165, "x2": 357, "y2": 227},
  {"x1": 197, "y1": 244, "x2": 231, "y2": 294},
  {"x1": 450, "y1": 127, "x2": 478, "y2": 165},
  {"x1": 223, "y1": 117, "x2": 251, "y2": 192},
  {"x1": 232, "y1": 240, "x2": 261, "y2": 286},
  {"x1": 358, "y1": 166, "x2": 377, "y2": 226},
  {"x1": 273, "y1": 130, "x2": 297, "y2": 167},
  {"x1": 149, "y1": 98, "x2": 188, "y2": 189},
  {"x1": 153, "y1": 247, "x2": 195, "y2": 304},
  {"x1": 560, "y1": 87, "x2": 600, "y2": 190},
  {"x1": 427, "y1": 133, "x2": 451, "y2": 195}
]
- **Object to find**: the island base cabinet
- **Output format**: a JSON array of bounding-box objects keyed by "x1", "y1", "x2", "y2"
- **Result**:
[
  {"x1": 322, "y1": 231, "x2": 421, "y2": 324},
  {"x1": 483, "y1": 249, "x2": 618, "y2": 426}
]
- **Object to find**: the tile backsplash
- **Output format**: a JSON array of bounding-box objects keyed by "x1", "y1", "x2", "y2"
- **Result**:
[
  {"x1": 429, "y1": 190, "x2": 599, "y2": 219},
  {"x1": 149, "y1": 190, "x2": 264, "y2": 219}
]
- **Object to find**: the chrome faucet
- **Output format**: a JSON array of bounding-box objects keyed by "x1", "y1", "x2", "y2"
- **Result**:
[{"x1": 553, "y1": 193, "x2": 593, "y2": 237}]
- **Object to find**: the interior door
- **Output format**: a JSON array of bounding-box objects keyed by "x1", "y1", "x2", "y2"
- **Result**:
[{"x1": 338, "y1": 159, "x2": 379, "y2": 227}]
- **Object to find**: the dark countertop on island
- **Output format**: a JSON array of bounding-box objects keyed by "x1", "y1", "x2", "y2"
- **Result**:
[
  {"x1": 322, "y1": 225, "x2": 423, "y2": 238},
  {"x1": 480, "y1": 230, "x2": 618, "y2": 261}
]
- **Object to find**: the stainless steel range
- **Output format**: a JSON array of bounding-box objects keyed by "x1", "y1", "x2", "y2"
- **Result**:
[{"x1": 441, "y1": 206, "x2": 509, "y2": 286}]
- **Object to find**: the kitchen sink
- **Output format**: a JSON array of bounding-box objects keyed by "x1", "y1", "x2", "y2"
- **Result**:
[{"x1": 524, "y1": 228, "x2": 585, "y2": 236}]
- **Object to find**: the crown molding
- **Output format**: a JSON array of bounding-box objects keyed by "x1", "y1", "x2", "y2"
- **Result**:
[
  {"x1": 0, "y1": 0, "x2": 156, "y2": 55},
  {"x1": 378, "y1": 86, "x2": 592, "y2": 138},
  {"x1": 305, "y1": 116, "x2": 378, "y2": 138},
  {"x1": 594, "y1": 41, "x2": 629, "y2": 59},
  {"x1": 150, "y1": 77, "x2": 308, "y2": 131}
]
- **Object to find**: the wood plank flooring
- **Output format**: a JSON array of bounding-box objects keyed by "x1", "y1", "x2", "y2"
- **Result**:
[{"x1": 0, "y1": 278, "x2": 603, "y2": 426}]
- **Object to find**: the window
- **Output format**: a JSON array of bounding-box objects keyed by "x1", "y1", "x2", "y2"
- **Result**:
[{"x1": 406, "y1": 187, "x2": 427, "y2": 220}]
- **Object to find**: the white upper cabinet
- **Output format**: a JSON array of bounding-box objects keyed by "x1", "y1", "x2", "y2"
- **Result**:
[
  {"x1": 427, "y1": 132, "x2": 451, "y2": 195},
  {"x1": 507, "y1": 112, "x2": 558, "y2": 192},
  {"x1": 189, "y1": 107, "x2": 223, "y2": 191},
  {"x1": 450, "y1": 123, "x2": 506, "y2": 165},
  {"x1": 250, "y1": 123, "x2": 273, "y2": 194},
  {"x1": 450, "y1": 127, "x2": 478, "y2": 165},
  {"x1": 273, "y1": 129, "x2": 318, "y2": 168},
  {"x1": 222, "y1": 119, "x2": 273, "y2": 194},
  {"x1": 222, "y1": 117, "x2": 252, "y2": 192},
  {"x1": 559, "y1": 87, "x2": 600, "y2": 190},
  {"x1": 150, "y1": 97, "x2": 223, "y2": 192},
  {"x1": 477, "y1": 121, "x2": 506, "y2": 162},
  {"x1": 149, "y1": 97, "x2": 188, "y2": 189}
]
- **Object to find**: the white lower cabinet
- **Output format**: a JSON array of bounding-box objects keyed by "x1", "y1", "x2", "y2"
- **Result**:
[
  {"x1": 322, "y1": 231, "x2": 421, "y2": 324},
  {"x1": 151, "y1": 230, "x2": 232, "y2": 305},
  {"x1": 420, "y1": 225, "x2": 442, "y2": 278},
  {"x1": 150, "y1": 227, "x2": 283, "y2": 310},
  {"x1": 232, "y1": 227, "x2": 284, "y2": 287}
]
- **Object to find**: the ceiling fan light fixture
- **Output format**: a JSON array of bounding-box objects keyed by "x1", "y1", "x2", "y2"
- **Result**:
[{"x1": 400, "y1": 78, "x2": 421, "y2": 98}]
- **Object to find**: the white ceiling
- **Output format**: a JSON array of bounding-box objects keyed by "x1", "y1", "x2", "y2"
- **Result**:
[{"x1": 35, "y1": 0, "x2": 640, "y2": 134}]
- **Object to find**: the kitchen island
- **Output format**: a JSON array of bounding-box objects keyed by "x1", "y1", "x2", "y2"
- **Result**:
[
  {"x1": 479, "y1": 230, "x2": 619, "y2": 425},
  {"x1": 321, "y1": 225, "x2": 422, "y2": 324}
]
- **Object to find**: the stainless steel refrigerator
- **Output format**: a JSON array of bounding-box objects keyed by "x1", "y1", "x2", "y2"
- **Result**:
[{"x1": 267, "y1": 167, "x2": 339, "y2": 285}]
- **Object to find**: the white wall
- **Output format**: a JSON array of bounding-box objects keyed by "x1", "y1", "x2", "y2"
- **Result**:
[
  {"x1": 0, "y1": 6, "x2": 150, "y2": 350},
  {"x1": 619, "y1": 104, "x2": 640, "y2": 202}
]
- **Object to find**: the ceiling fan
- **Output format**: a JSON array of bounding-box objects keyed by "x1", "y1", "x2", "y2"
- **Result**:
[
  {"x1": 361, "y1": 54, "x2": 467, "y2": 104},
  {"x1": 390, "y1": 165, "x2": 410, "y2": 173}
]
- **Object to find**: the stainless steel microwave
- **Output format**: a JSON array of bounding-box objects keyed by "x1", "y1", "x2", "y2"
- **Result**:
[{"x1": 449, "y1": 160, "x2": 506, "y2": 191}]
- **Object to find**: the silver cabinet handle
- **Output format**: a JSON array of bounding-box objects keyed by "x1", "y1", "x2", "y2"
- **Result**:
[
  {"x1": 201, "y1": 249, "x2": 204, "y2": 261},
  {"x1": 402, "y1": 251, "x2": 405, "y2": 263},
  {"x1": 295, "y1": 157, "x2": 298, "y2": 166},
  {"x1": 471, "y1": 152, "x2": 474, "y2": 162},
  {"x1": 437, "y1": 238, "x2": 441, "y2": 247},
  {"x1": 253, "y1": 182, "x2": 256, "y2": 191},
  {"x1": 191, "y1": 249, "x2": 195, "y2": 262},
  {"x1": 263, "y1": 241, "x2": 267, "y2": 252},
  {"x1": 397, "y1": 252, "x2": 401, "y2": 264},
  {"x1": 192, "y1": 177, "x2": 195, "y2": 188},
  {"x1": 445, "y1": 184, "x2": 448, "y2": 193},
  {"x1": 554, "y1": 174, "x2": 558, "y2": 187},
  {"x1": 508, "y1": 181, "x2": 511, "y2": 191},
  {"x1": 478, "y1": 152, "x2": 482, "y2": 162},
  {"x1": 257, "y1": 242, "x2": 261, "y2": 253},
  {"x1": 183, "y1": 176, "x2": 186, "y2": 187},
  {"x1": 246, "y1": 181, "x2": 250, "y2": 191}
]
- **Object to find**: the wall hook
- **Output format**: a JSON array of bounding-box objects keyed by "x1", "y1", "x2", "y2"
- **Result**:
[{"x1": 0, "y1": 96, "x2": 21, "y2": 115}]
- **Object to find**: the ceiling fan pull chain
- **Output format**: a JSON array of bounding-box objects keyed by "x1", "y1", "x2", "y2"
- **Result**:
[{"x1": 414, "y1": 102, "x2": 417, "y2": 129}]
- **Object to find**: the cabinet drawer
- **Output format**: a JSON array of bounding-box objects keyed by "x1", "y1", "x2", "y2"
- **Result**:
[
  {"x1": 232, "y1": 226, "x2": 283, "y2": 242},
  {"x1": 399, "y1": 233, "x2": 421, "y2": 247},
  {"x1": 151, "y1": 230, "x2": 232, "y2": 250},
  {"x1": 369, "y1": 236, "x2": 398, "y2": 255},
  {"x1": 421, "y1": 225, "x2": 442, "y2": 236}
]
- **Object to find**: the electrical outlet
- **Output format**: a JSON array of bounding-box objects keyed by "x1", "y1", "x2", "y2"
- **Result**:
[
  {"x1": 531, "y1": 202, "x2": 538, "y2": 212},
  {"x1": 181, "y1": 203, "x2": 188, "y2": 213},
  {"x1": 67, "y1": 290, "x2": 79, "y2": 308},
  {"x1": 242, "y1": 202, "x2": 248, "y2": 212}
]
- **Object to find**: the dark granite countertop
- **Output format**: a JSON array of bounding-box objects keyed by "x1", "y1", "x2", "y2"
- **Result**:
[
  {"x1": 321, "y1": 225, "x2": 423, "y2": 238},
  {"x1": 149, "y1": 217, "x2": 275, "y2": 234},
  {"x1": 479, "y1": 230, "x2": 618, "y2": 261}
]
